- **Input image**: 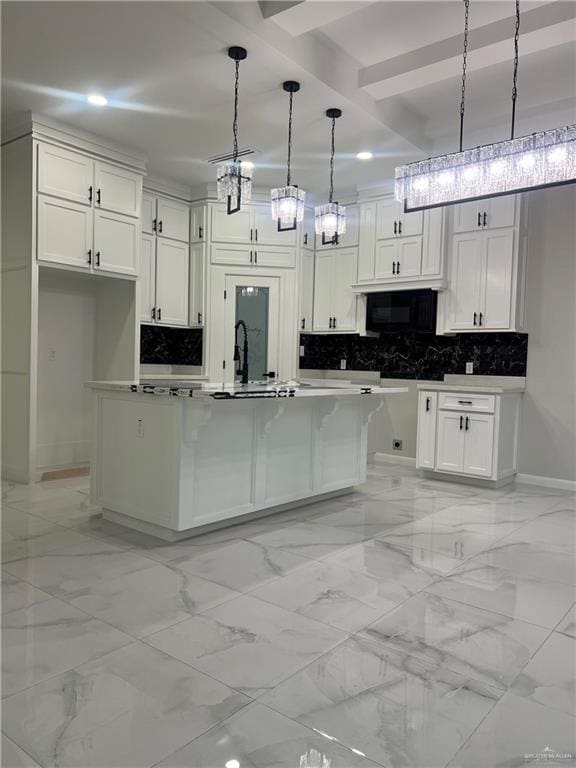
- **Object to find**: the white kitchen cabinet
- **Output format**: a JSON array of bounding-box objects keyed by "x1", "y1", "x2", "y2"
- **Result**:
[
  {"x1": 375, "y1": 237, "x2": 422, "y2": 279},
  {"x1": 254, "y1": 204, "x2": 298, "y2": 247},
  {"x1": 140, "y1": 234, "x2": 156, "y2": 323},
  {"x1": 416, "y1": 391, "x2": 437, "y2": 469},
  {"x1": 37, "y1": 144, "x2": 93, "y2": 206},
  {"x1": 299, "y1": 249, "x2": 314, "y2": 332},
  {"x1": 312, "y1": 247, "x2": 358, "y2": 332},
  {"x1": 357, "y1": 201, "x2": 377, "y2": 281},
  {"x1": 142, "y1": 194, "x2": 156, "y2": 235},
  {"x1": 448, "y1": 227, "x2": 516, "y2": 331},
  {"x1": 190, "y1": 205, "x2": 206, "y2": 244},
  {"x1": 155, "y1": 239, "x2": 189, "y2": 326},
  {"x1": 301, "y1": 207, "x2": 315, "y2": 251},
  {"x1": 416, "y1": 387, "x2": 522, "y2": 483},
  {"x1": 453, "y1": 196, "x2": 517, "y2": 233},
  {"x1": 94, "y1": 210, "x2": 139, "y2": 276},
  {"x1": 189, "y1": 243, "x2": 205, "y2": 327},
  {"x1": 210, "y1": 205, "x2": 253, "y2": 244},
  {"x1": 316, "y1": 204, "x2": 359, "y2": 250},
  {"x1": 211, "y1": 243, "x2": 252, "y2": 266},
  {"x1": 37, "y1": 195, "x2": 93, "y2": 270},
  {"x1": 210, "y1": 243, "x2": 295, "y2": 268},
  {"x1": 377, "y1": 200, "x2": 423, "y2": 239},
  {"x1": 94, "y1": 161, "x2": 141, "y2": 218},
  {"x1": 156, "y1": 197, "x2": 189, "y2": 242}
]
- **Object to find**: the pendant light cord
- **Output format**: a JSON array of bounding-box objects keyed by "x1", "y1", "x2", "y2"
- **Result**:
[
  {"x1": 329, "y1": 116, "x2": 335, "y2": 203},
  {"x1": 459, "y1": 0, "x2": 470, "y2": 152},
  {"x1": 511, "y1": 0, "x2": 520, "y2": 140},
  {"x1": 233, "y1": 59, "x2": 240, "y2": 162},
  {"x1": 286, "y1": 90, "x2": 293, "y2": 186}
]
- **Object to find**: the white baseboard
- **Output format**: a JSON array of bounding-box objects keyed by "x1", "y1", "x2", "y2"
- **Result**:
[
  {"x1": 370, "y1": 452, "x2": 417, "y2": 468},
  {"x1": 516, "y1": 473, "x2": 576, "y2": 492}
]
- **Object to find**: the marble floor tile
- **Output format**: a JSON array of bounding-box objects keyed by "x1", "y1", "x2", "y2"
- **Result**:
[
  {"x1": 2, "y1": 481, "x2": 81, "y2": 506},
  {"x1": 2, "y1": 598, "x2": 131, "y2": 696},
  {"x1": 1, "y1": 734, "x2": 42, "y2": 768},
  {"x1": 511, "y1": 631, "x2": 576, "y2": 716},
  {"x1": 417, "y1": 504, "x2": 527, "y2": 539},
  {"x1": 1, "y1": 643, "x2": 249, "y2": 768},
  {"x1": 447, "y1": 694, "x2": 576, "y2": 768},
  {"x1": 558, "y1": 604, "x2": 576, "y2": 638},
  {"x1": 361, "y1": 592, "x2": 549, "y2": 691},
  {"x1": 2, "y1": 524, "x2": 100, "y2": 565},
  {"x1": 311, "y1": 497, "x2": 432, "y2": 536},
  {"x1": 68, "y1": 563, "x2": 240, "y2": 638},
  {"x1": 170, "y1": 539, "x2": 312, "y2": 592},
  {"x1": 437, "y1": 494, "x2": 567, "y2": 523},
  {"x1": 261, "y1": 633, "x2": 501, "y2": 768},
  {"x1": 322, "y1": 539, "x2": 463, "y2": 602},
  {"x1": 2, "y1": 506, "x2": 57, "y2": 536},
  {"x1": 474, "y1": 540, "x2": 576, "y2": 585},
  {"x1": 377, "y1": 520, "x2": 495, "y2": 560},
  {"x1": 247, "y1": 521, "x2": 367, "y2": 560},
  {"x1": 425, "y1": 562, "x2": 576, "y2": 629},
  {"x1": 502, "y1": 517, "x2": 576, "y2": 552},
  {"x1": 6, "y1": 491, "x2": 97, "y2": 525},
  {"x1": 146, "y1": 594, "x2": 345, "y2": 698},
  {"x1": 250, "y1": 559, "x2": 402, "y2": 632},
  {"x1": 155, "y1": 702, "x2": 381, "y2": 768},
  {"x1": 1, "y1": 571, "x2": 51, "y2": 614},
  {"x1": 3, "y1": 538, "x2": 158, "y2": 599}
]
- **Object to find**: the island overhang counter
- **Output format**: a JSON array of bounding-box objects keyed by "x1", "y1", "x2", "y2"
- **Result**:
[{"x1": 87, "y1": 380, "x2": 407, "y2": 541}]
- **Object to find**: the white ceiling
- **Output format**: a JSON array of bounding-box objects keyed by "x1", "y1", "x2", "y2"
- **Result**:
[{"x1": 2, "y1": 1, "x2": 575, "y2": 197}]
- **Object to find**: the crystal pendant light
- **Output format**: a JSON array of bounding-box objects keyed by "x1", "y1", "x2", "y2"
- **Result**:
[
  {"x1": 315, "y1": 109, "x2": 346, "y2": 245},
  {"x1": 217, "y1": 46, "x2": 253, "y2": 214},
  {"x1": 271, "y1": 81, "x2": 306, "y2": 231},
  {"x1": 300, "y1": 749, "x2": 331, "y2": 768},
  {"x1": 395, "y1": 0, "x2": 576, "y2": 212}
]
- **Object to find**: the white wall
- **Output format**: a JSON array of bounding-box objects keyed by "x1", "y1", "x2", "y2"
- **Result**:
[
  {"x1": 37, "y1": 270, "x2": 96, "y2": 469},
  {"x1": 519, "y1": 186, "x2": 576, "y2": 482}
]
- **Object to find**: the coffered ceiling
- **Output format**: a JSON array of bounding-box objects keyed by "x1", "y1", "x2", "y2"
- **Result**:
[{"x1": 2, "y1": 1, "x2": 575, "y2": 197}]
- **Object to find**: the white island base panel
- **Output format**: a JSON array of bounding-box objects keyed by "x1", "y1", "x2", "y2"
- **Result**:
[{"x1": 91, "y1": 389, "x2": 394, "y2": 541}]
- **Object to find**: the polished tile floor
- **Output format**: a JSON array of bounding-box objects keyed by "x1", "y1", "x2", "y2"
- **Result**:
[{"x1": 2, "y1": 463, "x2": 575, "y2": 767}]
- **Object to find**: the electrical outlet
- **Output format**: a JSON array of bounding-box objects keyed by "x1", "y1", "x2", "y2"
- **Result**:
[
  {"x1": 136, "y1": 418, "x2": 145, "y2": 438},
  {"x1": 299, "y1": 345, "x2": 305, "y2": 357},
  {"x1": 340, "y1": 358, "x2": 347, "y2": 370},
  {"x1": 392, "y1": 439, "x2": 403, "y2": 451},
  {"x1": 48, "y1": 349, "x2": 56, "y2": 361},
  {"x1": 465, "y1": 362, "x2": 474, "y2": 374}
]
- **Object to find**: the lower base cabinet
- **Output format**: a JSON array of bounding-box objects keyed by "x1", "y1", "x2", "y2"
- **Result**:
[{"x1": 417, "y1": 388, "x2": 522, "y2": 482}]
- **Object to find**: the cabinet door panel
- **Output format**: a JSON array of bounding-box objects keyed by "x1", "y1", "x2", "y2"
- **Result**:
[
  {"x1": 480, "y1": 229, "x2": 514, "y2": 329},
  {"x1": 449, "y1": 233, "x2": 483, "y2": 329},
  {"x1": 157, "y1": 197, "x2": 190, "y2": 242},
  {"x1": 416, "y1": 392, "x2": 437, "y2": 469},
  {"x1": 374, "y1": 240, "x2": 398, "y2": 279},
  {"x1": 376, "y1": 200, "x2": 401, "y2": 240},
  {"x1": 332, "y1": 248, "x2": 358, "y2": 331},
  {"x1": 399, "y1": 208, "x2": 423, "y2": 237},
  {"x1": 486, "y1": 196, "x2": 516, "y2": 229},
  {"x1": 453, "y1": 201, "x2": 483, "y2": 233},
  {"x1": 422, "y1": 208, "x2": 444, "y2": 277},
  {"x1": 252, "y1": 246, "x2": 296, "y2": 269},
  {"x1": 142, "y1": 194, "x2": 156, "y2": 235},
  {"x1": 463, "y1": 414, "x2": 494, "y2": 477},
  {"x1": 301, "y1": 207, "x2": 315, "y2": 251},
  {"x1": 299, "y1": 249, "x2": 314, "y2": 332},
  {"x1": 397, "y1": 237, "x2": 423, "y2": 277},
  {"x1": 436, "y1": 411, "x2": 465, "y2": 473},
  {"x1": 37, "y1": 144, "x2": 93, "y2": 206},
  {"x1": 210, "y1": 205, "x2": 252, "y2": 244},
  {"x1": 94, "y1": 210, "x2": 139, "y2": 276},
  {"x1": 313, "y1": 251, "x2": 334, "y2": 332},
  {"x1": 189, "y1": 243, "x2": 205, "y2": 327},
  {"x1": 37, "y1": 196, "x2": 93, "y2": 269},
  {"x1": 254, "y1": 205, "x2": 298, "y2": 247},
  {"x1": 335, "y1": 205, "x2": 359, "y2": 248},
  {"x1": 190, "y1": 205, "x2": 206, "y2": 244},
  {"x1": 140, "y1": 234, "x2": 156, "y2": 323},
  {"x1": 357, "y1": 201, "x2": 376, "y2": 281},
  {"x1": 210, "y1": 244, "x2": 252, "y2": 266},
  {"x1": 95, "y1": 162, "x2": 141, "y2": 217},
  {"x1": 156, "y1": 240, "x2": 189, "y2": 326}
]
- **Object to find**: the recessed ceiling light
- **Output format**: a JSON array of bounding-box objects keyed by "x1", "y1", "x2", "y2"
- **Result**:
[
  {"x1": 87, "y1": 93, "x2": 107, "y2": 107},
  {"x1": 225, "y1": 761, "x2": 240, "y2": 768},
  {"x1": 356, "y1": 151, "x2": 373, "y2": 161}
]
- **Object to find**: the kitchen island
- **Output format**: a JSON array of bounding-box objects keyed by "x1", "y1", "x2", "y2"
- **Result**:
[{"x1": 88, "y1": 380, "x2": 407, "y2": 540}]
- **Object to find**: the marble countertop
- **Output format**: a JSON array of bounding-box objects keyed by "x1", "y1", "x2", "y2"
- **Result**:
[
  {"x1": 417, "y1": 381, "x2": 526, "y2": 394},
  {"x1": 87, "y1": 379, "x2": 408, "y2": 399}
]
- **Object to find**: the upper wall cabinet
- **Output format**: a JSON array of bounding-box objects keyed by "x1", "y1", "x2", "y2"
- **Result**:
[
  {"x1": 142, "y1": 192, "x2": 190, "y2": 242},
  {"x1": 36, "y1": 142, "x2": 143, "y2": 278},
  {"x1": 453, "y1": 196, "x2": 516, "y2": 233},
  {"x1": 301, "y1": 207, "x2": 315, "y2": 251},
  {"x1": 312, "y1": 247, "x2": 358, "y2": 333},
  {"x1": 316, "y1": 204, "x2": 359, "y2": 250},
  {"x1": 190, "y1": 205, "x2": 207, "y2": 244},
  {"x1": 210, "y1": 203, "x2": 297, "y2": 248},
  {"x1": 357, "y1": 198, "x2": 445, "y2": 288}
]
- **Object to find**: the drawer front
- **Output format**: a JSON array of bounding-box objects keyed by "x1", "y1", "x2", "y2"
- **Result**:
[{"x1": 438, "y1": 392, "x2": 495, "y2": 413}]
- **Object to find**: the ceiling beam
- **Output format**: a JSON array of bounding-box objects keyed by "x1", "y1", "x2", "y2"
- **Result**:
[
  {"x1": 259, "y1": 0, "x2": 375, "y2": 37},
  {"x1": 360, "y1": 1, "x2": 576, "y2": 100}
]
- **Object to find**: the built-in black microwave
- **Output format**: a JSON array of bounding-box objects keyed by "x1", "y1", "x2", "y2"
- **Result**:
[{"x1": 366, "y1": 290, "x2": 437, "y2": 333}]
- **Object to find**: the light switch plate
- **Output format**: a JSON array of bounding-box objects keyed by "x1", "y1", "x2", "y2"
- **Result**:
[
  {"x1": 299, "y1": 345, "x2": 305, "y2": 357},
  {"x1": 465, "y1": 362, "x2": 474, "y2": 374},
  {"x1": 340, "y1": 359, "x2": 347, "y2": 370}
]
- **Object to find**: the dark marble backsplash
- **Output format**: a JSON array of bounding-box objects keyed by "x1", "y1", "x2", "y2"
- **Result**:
[
  {"x1": 299, "y1": 332, "x2": 528, "y2": 380},
  {"x1": 140, "y1": 325, "x2": 203, "y2": 366}
]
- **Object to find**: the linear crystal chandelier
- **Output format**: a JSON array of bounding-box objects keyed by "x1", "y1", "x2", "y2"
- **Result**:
[
  {"x1": 315, "y1": 108, "x2": 346, "y2": 244},
  {"x1": 217, "y1": 46, "x2": 253, "y2": 214},
  {"x1": 271, "y1": 81, "x2": 306, "y2": 231},
  {"x1": 395, "y1": 0, "x2": 576, "y2": 212}
]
